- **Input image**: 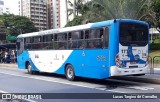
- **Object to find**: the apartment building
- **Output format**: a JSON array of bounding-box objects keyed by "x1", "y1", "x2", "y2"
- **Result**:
[
  {"x1": 19, "y1": 0, "x2": 47, "y2": 31},
  {"x1": 0, "y1": 0, "x2": 10, "y2": 15},
  {"x1": 0, "y1": 0, "x2": 10, "y2": 44},
  {"x1": 48, "y1": 0, "x2": 91, "y2": 29}
]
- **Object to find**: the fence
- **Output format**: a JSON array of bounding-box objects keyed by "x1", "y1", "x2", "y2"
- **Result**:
[{"x1": 149, "y1": 56, "x2": 160, "y2": 74}]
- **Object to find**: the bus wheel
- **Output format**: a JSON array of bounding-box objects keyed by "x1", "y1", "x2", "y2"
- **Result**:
[
  {"x1": 27, "y1": 63, "x2": 33, "y2": 74},
  {"x1": 65, "y1": 65, "x2": 75, "y2": 81}
]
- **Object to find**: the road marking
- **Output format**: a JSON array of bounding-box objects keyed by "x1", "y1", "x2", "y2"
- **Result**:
[
  {"x1": 0, "y1": 90, "x2": 7, "y2": 93},
  {"x1": 126, "y1": 86, "x2": 154, "y2": 90},
  {"x1": 0, "y1": 71, "x2": 124, "y2": 93}
]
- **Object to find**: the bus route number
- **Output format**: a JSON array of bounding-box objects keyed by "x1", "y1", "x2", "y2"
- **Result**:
[{"x1": 97, "y1": 56, "x2": 106, "y2": 61}]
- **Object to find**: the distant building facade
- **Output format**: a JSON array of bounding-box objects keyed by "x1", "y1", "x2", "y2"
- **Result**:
[
  {"x1": 47, "y1": 0, "x2": 91, "y2": 29},
  {"x1": 19, "y1": 0, "x2": 47, "y2": 31},
  {"x1": 0, "y1": 0, "x2": 10, "y2": 44},
  {"x1": 19, "y1": 0, "x2": 91, "y2": 30},
  {"x1": 0, "y1": 0, "x2": 10, "y2": 15}
]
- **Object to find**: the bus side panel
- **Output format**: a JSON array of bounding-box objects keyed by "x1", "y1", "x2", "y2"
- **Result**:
[
  {"x1": 55, "y1": 49, "x2": 110, "y2": 79},
  {"x1": 108, "y1": 22, "x2": 119, "y2": 75},
  {"x1": 17, "y1": 51, "x2": 39, "y2": 71},
  {"x1": 17, "y1": 51, "x2": 29, "y2": 69}
]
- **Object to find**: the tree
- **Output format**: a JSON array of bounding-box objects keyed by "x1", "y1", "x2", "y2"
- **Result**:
[
  {"x1": 66, "y1": 0, "x2": 156, "y2": 27},
  {"x1": 152, "y1": 0, "x2": 160, "y2": 29},
  {"x1": 0, "y1": 14, "x2": 38, "y2": 36},
  {"x1": 89, "y1": 0, "x2": 156, "y2": 21},
  {"x1": 67, "y1": 0, "x2": 86, "y2": 18},
  {"x1": 65, "y1": 16, "x2": 83, "y2": 27}
]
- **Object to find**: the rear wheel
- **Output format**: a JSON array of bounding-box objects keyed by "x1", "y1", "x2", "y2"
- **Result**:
[{"x1": 65, "y1": 65, "x2": 76, "y2": 81}]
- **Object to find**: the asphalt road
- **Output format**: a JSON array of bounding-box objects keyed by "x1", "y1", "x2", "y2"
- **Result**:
[{"x1": 0, "y1": 67, "x2": 160, "y2": 102}]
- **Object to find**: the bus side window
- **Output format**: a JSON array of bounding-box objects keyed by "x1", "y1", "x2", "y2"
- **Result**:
[
  {"x1": 42, "y1": 34, "x2": 53, "y2": 49},
  {"x1": 17, "y1": 38, "x2": 24, "y2": 55},
  {"x1": 24, "y1": 37, "x2": 32, "y2": 50},
  {"x1": 32, "y1": 36, "x2": 41, "y2": 50},
  {"x1": 86, "y1": 28, "x2": 104, "y2": 49},
  {"x1": 104, "y1": 27, "x2": 109, "y2": 48},
  {"x1": 85, "y1": 30, "x2": 89, "y2": 39},
  {"x1": 57, "y1": 33, "x2": 67, "y2": 50}
]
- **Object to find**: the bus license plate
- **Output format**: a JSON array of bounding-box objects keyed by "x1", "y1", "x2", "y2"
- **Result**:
[{"x1": 130, "y1": 62, "x2": 136, "y2": 64}]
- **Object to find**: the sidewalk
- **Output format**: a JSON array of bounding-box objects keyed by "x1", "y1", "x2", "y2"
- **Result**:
[
  {"x1": 1, "y1": 63, "x2": 160, "y2": 84},
  {"x1": 0, "y1": 63, "x2": 17, "y2": 69}
]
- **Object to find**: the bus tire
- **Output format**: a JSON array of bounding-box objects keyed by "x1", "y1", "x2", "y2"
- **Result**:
[
  {"x1": 27, "y1": 63, "x2": 33, "y2": 74},
  {"x1": 65, "y1": 64, "x2": 76, "y2": 81}
]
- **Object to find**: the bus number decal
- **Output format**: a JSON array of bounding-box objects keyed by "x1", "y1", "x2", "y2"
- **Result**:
[{"x1": 97, "y1": 56, "x2": 106, "y2": 61}]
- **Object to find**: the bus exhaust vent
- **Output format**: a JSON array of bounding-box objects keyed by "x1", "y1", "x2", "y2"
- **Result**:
[{"x1": 129, "y1": 66, "x2": 138, "y2": 68}]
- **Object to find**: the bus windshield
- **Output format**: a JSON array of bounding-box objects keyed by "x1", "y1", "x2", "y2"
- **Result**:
[{"x1": 120, "y1": 22, "x2": 148, "y2": 46}]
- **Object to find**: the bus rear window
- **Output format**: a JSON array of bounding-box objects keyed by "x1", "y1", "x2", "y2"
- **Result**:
[{"x1": 120, "y1": 22, "x2": 148, "y2": 46}]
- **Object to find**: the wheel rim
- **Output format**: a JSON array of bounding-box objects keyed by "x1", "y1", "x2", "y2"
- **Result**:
[
  {"x1": 67, "y1": 68, "x2": 73, "y2": 79},
  {"x1": 28, "y1": 64, "x2": 32, "y2": 73}
]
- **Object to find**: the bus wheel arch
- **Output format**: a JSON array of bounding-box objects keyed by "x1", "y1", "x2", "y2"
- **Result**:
[{"x1": 65, "y1": 64, "x2": 76, "y2": 81}]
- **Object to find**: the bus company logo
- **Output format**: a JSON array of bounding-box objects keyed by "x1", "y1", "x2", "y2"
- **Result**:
[
  {"x1": 35, "y1": 54, "x2": 39, "y2": 58},
  {"x1": 62, "y1": 55, "x2": 64, "y2": 60},
  {"x1": 2, "y1": 94, "x2": 11, "y2": 99},
  {"x1": 54, "y1": 54, "x2": 59, "y2": 60}
]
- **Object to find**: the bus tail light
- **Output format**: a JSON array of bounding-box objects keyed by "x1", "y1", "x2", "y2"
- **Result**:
[
  {"x1": 115, "y1": 54, "x2": 119, "y2": 63},
  {"x1": 115, "y1": 54, "x2": 121, "y2": 67}
]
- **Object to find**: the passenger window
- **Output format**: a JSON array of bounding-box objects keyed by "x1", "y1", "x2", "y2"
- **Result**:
[
  {"x1": 43, "y1": 34, "x2": 53, "y2": 42},
  {"x1": 25, "y1": 37, "x2": 31, "y2": 43},
  {"x1": 33, "y1": 36, "x2": 41, "y2": 43},
  {"x1": 85, "y1": 30, "x2": 89, "y2": 39},
  {"x1": 85, "y1": 28, "x2": 104, "y2": 49},
  {"x1": 54, "y1": 33, "x2": 67, "y2": 50},
  {"x1": 104, "y1": 27, "x2": 109, "y2": 48},
  {"x1": 68, "y1": 31, "x2": 84, "y2": 49}
]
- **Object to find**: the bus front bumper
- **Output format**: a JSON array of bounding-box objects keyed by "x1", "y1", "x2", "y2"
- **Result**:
[{"x1": 110, "y1": 65, "x2": 149, "y2": 77}]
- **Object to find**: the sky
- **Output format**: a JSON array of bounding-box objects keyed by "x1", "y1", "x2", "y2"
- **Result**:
[{"x1": 4, "y1": 0, "x2": 19, "y2": 15}]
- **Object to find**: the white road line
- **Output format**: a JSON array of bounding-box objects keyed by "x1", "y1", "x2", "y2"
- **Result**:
[
  {"x1": 127, "y1": 86, "x2": 154, "y2": 91},
  {"x1": 0, "y1": 90, "x2": 7, "y2": 93},
  {"x1": 0, "y1": 71, "x2": 124, "y2": 93}
]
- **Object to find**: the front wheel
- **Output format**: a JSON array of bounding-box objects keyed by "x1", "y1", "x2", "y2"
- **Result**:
[
  {"x1": 27, "y1": 63, "x2": 33, "y2": 74},
  {"x1": 65, "y1": 65, "x2": 76, "y2": 81}
]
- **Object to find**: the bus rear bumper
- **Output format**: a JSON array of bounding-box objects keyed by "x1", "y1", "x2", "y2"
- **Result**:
[{"x1": 110, "y1": 65, "x2": 149, "y2": 77}]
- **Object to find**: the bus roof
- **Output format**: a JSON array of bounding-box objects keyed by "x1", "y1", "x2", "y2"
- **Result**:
[
  {"x1": 17, "y1": 19, "x2": 148, "y2": 38},
  {"x1": 17, "y1": 23, "x2": 94, "y2": 38}
]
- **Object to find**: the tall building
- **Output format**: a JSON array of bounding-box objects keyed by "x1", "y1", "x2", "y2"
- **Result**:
[
  {"x1": 0, "y1": 0, "x2": 10, "y2": 44},
  {"x1": 0, "y1": 0, "x2": 10, "y2": 15},
  {"x1": 48, "y1": 0, "x2": 91, "y2": 29},
  {"x1": 19, "y1": 0, "x2": 47, "y2": 31}
]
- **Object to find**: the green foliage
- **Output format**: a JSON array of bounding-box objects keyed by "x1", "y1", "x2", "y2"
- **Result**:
[
  {"x1": 65, "y1": 16, "x2": 83, "y2": 27},
  {"x1": 0, "y1": 14, "x2": 38, "y2": 36},
  {"x1": 152, "y1": 0, "x2": 160, "y2": 28},
  {"x1": 66, "y1": 0, "x2": 156, "y2": 27},
  {"x1": 150, "y1": 43, "x2": 160, "y2": 50}
]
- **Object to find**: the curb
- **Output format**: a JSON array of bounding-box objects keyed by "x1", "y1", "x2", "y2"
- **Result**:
[{"x1": 0, "y1": 64, "x2": 17, "y2": 69}]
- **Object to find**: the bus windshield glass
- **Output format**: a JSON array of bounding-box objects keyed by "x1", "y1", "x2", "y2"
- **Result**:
[{"x1": 120, "y1": 22, "x2": 148, "y2": 46}]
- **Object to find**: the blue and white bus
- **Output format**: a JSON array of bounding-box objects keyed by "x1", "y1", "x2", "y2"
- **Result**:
[{"x1": 16, "y1": 19, "x2": 149, "y2": 81}]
